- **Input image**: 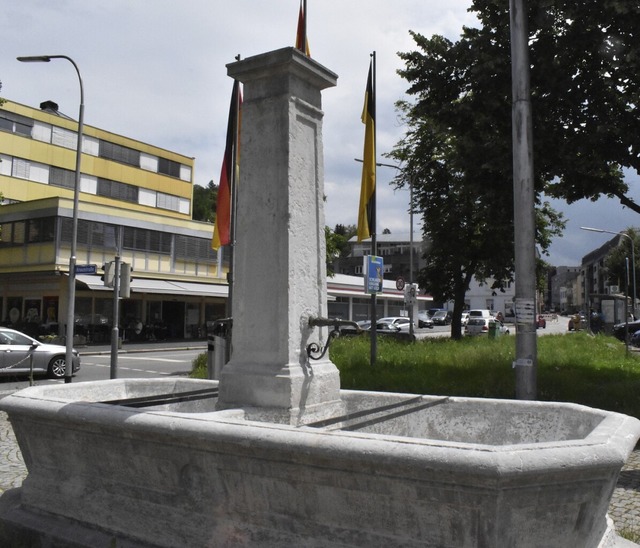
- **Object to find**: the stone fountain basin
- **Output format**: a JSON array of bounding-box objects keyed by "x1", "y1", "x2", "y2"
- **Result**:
[{"x1": 1, "y1": 378, "x2": 639, "y2": 548}]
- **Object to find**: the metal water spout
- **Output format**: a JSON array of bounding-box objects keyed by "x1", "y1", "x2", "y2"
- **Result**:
[{"x1": 307, "y1": 317, "x2": 362, "y2": 360}]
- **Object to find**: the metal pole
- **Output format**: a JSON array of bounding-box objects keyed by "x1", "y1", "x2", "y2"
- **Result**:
[
  {"x1": 370, "y1": 52, "x2": 377, "y2": 367},
  {"x1": 110, "y1": 254, "x2": 121, "y2": 379},
  {"x1": 17, "y1": 55, "x2": 84, "y2": 384},
  {"x1": 372, "y1": 160, "x2": 413, "y2": 336},
  {"x1": 625, "y1": 257, "x2": 630, "y2": 357},
  {"x1": 509, "y1": 0, "x2": 537, "y2": 399}
]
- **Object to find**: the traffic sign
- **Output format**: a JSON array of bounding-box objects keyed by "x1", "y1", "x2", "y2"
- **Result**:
[{"x1": 395, "y1": 276, "x2": 405, "y2": 291}]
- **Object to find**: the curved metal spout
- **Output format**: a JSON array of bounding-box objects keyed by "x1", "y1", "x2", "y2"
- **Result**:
[
  {"x1": 308, "y1": 317, "x2": 361, "y2": 331},
  {"x1": 307, "y1": 317, "x2": 361, "y2": 361}
]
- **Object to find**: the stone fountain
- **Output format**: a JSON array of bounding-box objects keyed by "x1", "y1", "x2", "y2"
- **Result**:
[{"x1": 1, "y1": 48, "x2": 639, "y2": 548}]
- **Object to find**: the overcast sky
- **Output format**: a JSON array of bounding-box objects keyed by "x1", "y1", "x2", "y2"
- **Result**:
[{"x1": 3, "y1": 1, "x2": 639, "y2": 267}]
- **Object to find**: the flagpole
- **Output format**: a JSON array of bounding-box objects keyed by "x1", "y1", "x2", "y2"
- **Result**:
[
  {"x1": 303, "y1": 0, "x2": 307, "y2": 54},
  {"x1": 228, "y1": 57, "x2": 242, "y2": 340},
  {"x1": 370, "y1": 51, "x2": 378, "y2": 367}
]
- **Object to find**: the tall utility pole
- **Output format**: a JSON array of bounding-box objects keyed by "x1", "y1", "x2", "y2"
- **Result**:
[{"x1": 509, "y1": 0, "x2": 537, "y2": 399}]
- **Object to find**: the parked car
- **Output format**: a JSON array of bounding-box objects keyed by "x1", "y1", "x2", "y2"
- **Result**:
[
  {"x1": 417, "y1": 311, "x2": 434, "y2": 328},
  {"x1": 537, "y1": 315, "x2": 546, "y2": 329},
  {"x1": 468, "y1": 309, "x2": 493, "y2": 320},
  {"x1": 461, "y1": 312, "x2": 470, "y2": 326},
  {"x1": 613, "y1": 319, "x2": 640, "y2": 341},
  {"x1": 431, "y1": 310, "x2": 452, "y2": 326},
  {"x1": 378, "y1": 317, "x2": 414, "y2": 332},
  {"x1": 0, "y1": 327, "x2": 81, "y2": 379},
  {"x1": 465, "y1": 318, "x2": 510, "y2": 336}
]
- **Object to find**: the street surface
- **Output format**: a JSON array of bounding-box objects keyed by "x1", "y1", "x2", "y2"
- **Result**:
[
  {"x1": 0, "y1": 347, "x2": 203, "y2": 393},
  {"x1": 416, "y1": 314, "x2": 568, "y2": 339}
]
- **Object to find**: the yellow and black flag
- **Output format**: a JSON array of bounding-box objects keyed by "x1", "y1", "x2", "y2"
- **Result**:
[{"x1": 357, "y1": 56, "x2": 376, "y2": 242}]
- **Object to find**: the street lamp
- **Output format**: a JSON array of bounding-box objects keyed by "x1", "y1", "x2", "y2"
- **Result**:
[
  {"x1": 18, "y1": 55, "x2": 84, "y2": 383},
  {"x1": 354, "y1": 158, "x2": 416, "y2": 336},
  {"x1": 580, "y1": 226, "x2": 637, "y2": 319}
]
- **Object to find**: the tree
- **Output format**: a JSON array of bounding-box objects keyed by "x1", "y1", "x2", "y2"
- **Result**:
[
  {"x1": 389, "y1": 28, "x2": 564, "y2": 338},
  {"x1": 326, "y1": 224, "x2": 356, "y2": 276},
  {"x1": 192, "y1": 180, "x2": 217, "y2": 222},
  {"x1": 458, "y1": 0, "x2": 640, "y2": 210},
  {"x1": 390, "y1": 1, "x2": 640, "y2": 337}
]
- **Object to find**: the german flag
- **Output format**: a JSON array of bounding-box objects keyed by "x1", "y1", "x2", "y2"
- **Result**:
[
  {"x1": 295, "y1": 0, "x2": 310, "y2": 57},
  {"x1": 357, "y1": 58, "x2": 376, "y2": 242},
  {"x1": 212, "y1": 80, "x2": 242, "y2": 250}
]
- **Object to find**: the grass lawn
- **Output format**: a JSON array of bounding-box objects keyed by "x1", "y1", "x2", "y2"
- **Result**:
[{"x1": 329, "y1": 331, "x2": 640, "y2": 419}]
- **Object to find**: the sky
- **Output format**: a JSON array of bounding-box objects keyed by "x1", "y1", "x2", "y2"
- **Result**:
[{"x1": 2, "y1": 0, "x2": 639, "y2": 267}]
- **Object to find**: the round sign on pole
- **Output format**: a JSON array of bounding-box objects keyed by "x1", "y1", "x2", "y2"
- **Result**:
[{"x1": 396, "y1": 276, "x2": 405, "y2": 291}]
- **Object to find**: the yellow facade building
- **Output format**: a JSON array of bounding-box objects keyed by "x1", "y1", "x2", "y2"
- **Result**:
[{"x1": 0, "y1": 99, "x2": 227, "y2": 343}]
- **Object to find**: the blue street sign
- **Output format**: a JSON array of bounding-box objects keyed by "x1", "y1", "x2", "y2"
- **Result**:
[{"x1": 75, "y1": 264, "x2": 97, "y2": 275}]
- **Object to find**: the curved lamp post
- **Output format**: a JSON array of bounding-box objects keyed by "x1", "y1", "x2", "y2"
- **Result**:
[{"x1": 17, "y1": 55, "x2": 84, "y2": 383}]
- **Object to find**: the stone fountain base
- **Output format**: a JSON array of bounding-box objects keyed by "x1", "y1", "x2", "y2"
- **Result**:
[{"x1": 1, "y1": 378, "x2": 639, "y2": 547}]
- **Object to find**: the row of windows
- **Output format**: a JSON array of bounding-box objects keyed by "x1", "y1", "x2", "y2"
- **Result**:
[
  {"x1": 58, "y1": 218, "x2": 216, "y2": 261},
  {"x1": 0, "y1": 155, "x2": 190, "y2": 214},
  {"x1": 0, "y1": 218, "x2": 55, "y2": 247},
  {"x1": 0, "y1": 109, "x2": 192, "y2": 182},
  {"x1": 0, "y1": 216, "x2": 217, "y2": 266}
]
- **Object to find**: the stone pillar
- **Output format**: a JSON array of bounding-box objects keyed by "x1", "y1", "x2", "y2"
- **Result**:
[{"x1": 217, "y1": 48, "x2": 344, "y2": 425}]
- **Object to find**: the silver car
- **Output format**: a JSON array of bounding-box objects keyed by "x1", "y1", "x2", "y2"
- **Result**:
[{"x1": 0, "y1": 327, "x2": 81, "y2": 379}]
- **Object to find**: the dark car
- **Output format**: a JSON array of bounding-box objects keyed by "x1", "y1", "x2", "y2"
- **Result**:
[
  {"x1": 536, "y1": 315, "x2": 546, "y2": 329},
  {"x1": 431, "y1": 310, "x2": 452, "y2": 325},
  {"x1": 613, "y1": 319, "x2": 640, "y2": 342}
]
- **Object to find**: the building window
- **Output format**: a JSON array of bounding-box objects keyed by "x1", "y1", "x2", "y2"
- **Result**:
[
  {"x1": 99, "y1": 140, "x2": 140, "y2": 167},
  {"x1": 0, "y1": 218, "x2": 53, "y2": 246},
  {"x1": 97, "y1": 178, "x2": 139, "y2": 203},
  {"x1": 27, "y1": 218, "x2": 55, "y2": 243},
  {"x1": 158, "y1": 157, "x2": 181, "y2": 178},
  {"x1": 123, "y1": 227, "x2": 171, "y2": 254},
  {"x1": 0, "y1": 111, "x2": 33, "y2": 137},
  {"x1": 175, "y1": 235, "x2": 217, "y2": 261},
  {"x1": 51, "y1": 126, "x2": 77, "y2": 149},
  {"x1": 49, "y1": 166, "x2": 76, "y2": 189}
]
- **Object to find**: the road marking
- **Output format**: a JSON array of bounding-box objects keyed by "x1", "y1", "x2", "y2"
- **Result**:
[
  {"x1": 82, "y1": 362, "x2": 171, "y2": 375},
  {"x1": 110, "y1": 356, "x2": 184, "y2": 363}
]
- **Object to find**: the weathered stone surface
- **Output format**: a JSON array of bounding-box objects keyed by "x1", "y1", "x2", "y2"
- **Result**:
[{"x1": 1, "y1": 381, "x2": 639, "y2": 547}]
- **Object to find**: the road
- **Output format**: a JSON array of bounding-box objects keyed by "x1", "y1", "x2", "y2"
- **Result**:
[
  {"x1": 416, "y1": 315, "x2": 569, "y2": 339},
  {"x1": 0, "y1": 347, "x2": 204, "y2": 393}
]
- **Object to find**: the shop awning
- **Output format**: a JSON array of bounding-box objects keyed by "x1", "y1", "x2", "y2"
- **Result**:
[{"x1": 75, "y1": 275, "x2": 228, "y2": 298}]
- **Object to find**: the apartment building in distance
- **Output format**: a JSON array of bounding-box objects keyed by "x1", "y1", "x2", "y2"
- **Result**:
[{"x1": 0, "y1": 99, "x2": 226, "y2": 343}]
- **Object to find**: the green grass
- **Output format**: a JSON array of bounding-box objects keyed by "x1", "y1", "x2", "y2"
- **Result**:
[
  {"x1": 329, "y1": 332, "x2": 640, "y2": 419},
  {"x1": 190, "y1": 331, "x2": 640, "y2": 418}
]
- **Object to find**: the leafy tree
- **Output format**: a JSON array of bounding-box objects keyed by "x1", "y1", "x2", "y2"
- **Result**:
[
  {"x1": 390, "y1": 0, "x2": 640, "y2": 337},
  {"x1": 192, "y1": 180, "x2": 217, "y2": 222},
  {"x1": 389, "y1": 1, "x2": 584, "y2": 338},
  {"x1": 326, "y1": 224, "x2": 356, "y2": 276}
]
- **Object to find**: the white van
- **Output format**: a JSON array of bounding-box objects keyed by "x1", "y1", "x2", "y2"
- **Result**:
[{"x1": 468, "y1": 309, "x2": 493, "y2": 319}]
